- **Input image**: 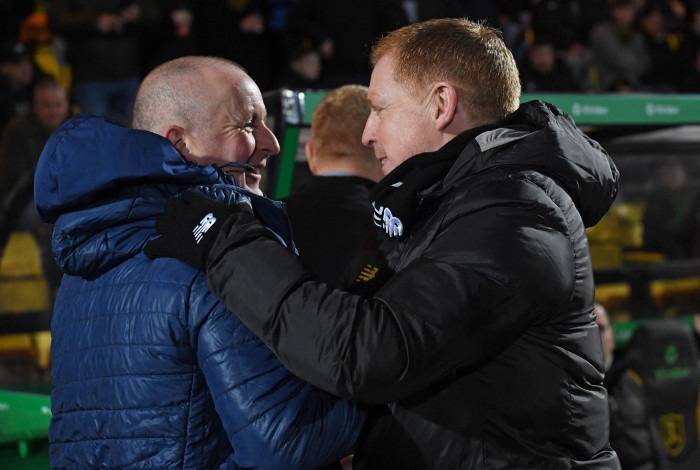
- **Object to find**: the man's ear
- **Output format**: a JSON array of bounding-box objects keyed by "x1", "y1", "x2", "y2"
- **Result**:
[
  {"x1": 164, "y1": 125, "x2": 194, "y2": 161},
  {"x1": 431, "y1": 82, "x2": 459, "y2": 132},
  {"x1": 305, "y1": 140, "x2": 319, "y2": 175}
]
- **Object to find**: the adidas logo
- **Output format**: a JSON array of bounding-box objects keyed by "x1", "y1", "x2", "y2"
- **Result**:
[
  {"x1": 193, "y1": 213, "x2": 217, "y2": 244},
  {"x1": 372, "y1": 202, "x2": 403, "y2": 238}
]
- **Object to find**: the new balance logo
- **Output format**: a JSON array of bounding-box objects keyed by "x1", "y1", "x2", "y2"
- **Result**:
[
  {"x1": 356, "y1": 264, "x2": 379, "y2": 282},
  {"x1": 193, "y1": 213, "x2": 217, "y2": 244},
  {"x1": 372, "y1": 202, "x2": 403, "y2": 238}
]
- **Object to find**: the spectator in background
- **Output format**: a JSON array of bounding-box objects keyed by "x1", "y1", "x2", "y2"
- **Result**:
[
  {"x1": 679, "y1": 8, "x2": 700, "y2": 81},
  {"x1": 527, "y1": 0, "x2": 607, "y2": 91},
  {"x1": 528, "y1": 0, "x2": 609, "y2": 51},
  {"x1": 640, "y1": 4, "x2": 684, "y2": 91},
  {"x1": 144, "y1": 1, "x2": 196, "y2": 69},
  {"x1": 193, "y1": 0, "x2": 273, "y2": 91},
  {"x1": 497, "y1": 0, "x2": 606, "y2": 84},
  {"x1": 593, "y1": 302, "x2": 615, "y2": 371},
  {"x1": 265, "y1": 0, "x2": 297, "y2": 89},
  {"x1": 593, "y1": 302, "x2": 661, "y2": 470},
  {"x1": 399, "y1": 0, "x2": 434, "y2": 23},
  {"x1": 596, "y1": 301, "x2": 665, "y2": 470},
  {"x1": 0, "y1": 41, "x2": 43, "y2": 131},
  {"x1": 520, "y1": 36, "x2": 582, "y2": 92},
  {"x1": 286, "y1": 85, "x2": 382, "y2": 288},
  {"x1": 288, "y1": 0, "x2": 407, "y2": 86},
  {"x1": 665, "y1": 0, "x2": 690, "y2": 33},
  {"x1": 49, "y1": 1, "x2": 159, "y2": 124},
  {"x1": 275, "y1": 39, "x2": 323, "y2": 89},
  {"x1": 590, "y1": 0, "x2": 650, "y2": 91},
  {"x1": 498, "y1": 3, "x2": 531, "y2": 65},
  {"x1": 0, "y1": 78, "x2": 68, "y2": 211},
  {"x1": 0, "y1": 1, "x2": 35, "y2": 43},
  {"x1": 401, "y1": 0, "x2": 500, "y2": 26},
  {"x1": 0, "y1": 77, "x2": 69, "y2": 306},
  {"x1": 643, "y1": 158, "x2": 697, "y2": 259},
  {"x1": 681, "y1": 47, "x2": 700, "y2": 91},
  {"x1": 17, "y1": 2, "x2": 73, "y2": 91}
]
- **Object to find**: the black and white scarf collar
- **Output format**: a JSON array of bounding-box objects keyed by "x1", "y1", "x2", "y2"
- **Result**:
[{"x1": 370, "y1": 124, "x2": 496, "y2": 239}]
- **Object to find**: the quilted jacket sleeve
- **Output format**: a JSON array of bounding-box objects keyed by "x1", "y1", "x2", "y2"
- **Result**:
[
  {"x1": 190, "y1": 274, "x2": 364, "y2": 469},
  {"x1": 203, "y1": 188, "x2": 577, "y2": 404}
]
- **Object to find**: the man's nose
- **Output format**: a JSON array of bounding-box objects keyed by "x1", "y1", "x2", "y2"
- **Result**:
[
  {"x1": 258, "y1": 123, "x2": 280, "y2": 156},
  {"x1": 361, "y1": 114, "x2": 376, "y2": 147}
]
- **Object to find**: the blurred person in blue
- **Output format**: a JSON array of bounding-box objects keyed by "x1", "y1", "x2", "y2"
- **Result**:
[{"x1": 34, "y1": 56, "x2": 363, "y2": 469}]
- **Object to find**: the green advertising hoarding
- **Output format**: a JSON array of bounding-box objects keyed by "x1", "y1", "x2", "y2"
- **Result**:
[{"x1": 273, "y1": 91, "x2": 700, "y2": 198}]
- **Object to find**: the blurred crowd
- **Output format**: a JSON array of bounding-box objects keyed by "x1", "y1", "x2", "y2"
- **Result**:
[{"x1": 3, "y1": 0, "x2": 700, "y2": 131}]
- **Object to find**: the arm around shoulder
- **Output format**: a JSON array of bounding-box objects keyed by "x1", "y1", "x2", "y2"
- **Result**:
[
  {"x1": 190, "y1": 276, "x2": 364, "y2": 468},
  {"x1": 204, "y1": 200, "x2": 575, "y2": 404}
]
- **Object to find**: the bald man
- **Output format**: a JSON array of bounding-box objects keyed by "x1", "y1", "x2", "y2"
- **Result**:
[
  {"x1": 34, "y1": 57, "x2": 363, "y2": 469},
  {"x1": 132, "y1": 56, "x2": 274, "y2": 194}
]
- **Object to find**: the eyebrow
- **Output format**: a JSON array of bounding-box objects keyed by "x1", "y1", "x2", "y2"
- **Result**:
[
  {"x1": 367, "y1": 97, "x2": 384, "y2": 111},
  {"x1": 252, "y1": 108, "x2": 267, "y2": 123}
]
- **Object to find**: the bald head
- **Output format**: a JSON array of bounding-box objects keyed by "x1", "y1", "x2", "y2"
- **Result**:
[
  {"x1": 131, "y1": 56, "x2": 280, "y2": 194},
  {"x1": 132, "y1": 56, "x2": 247, "y2": 135}
]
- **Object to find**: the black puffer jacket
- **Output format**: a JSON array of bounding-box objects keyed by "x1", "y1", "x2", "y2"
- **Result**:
[{"x1": 205, "y1": 102, "x2": 622, "y2": 469}]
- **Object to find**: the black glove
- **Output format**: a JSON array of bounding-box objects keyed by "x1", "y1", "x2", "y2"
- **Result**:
[{"x1": 145, "y1": 191, "x2": 253, "y2": 270}]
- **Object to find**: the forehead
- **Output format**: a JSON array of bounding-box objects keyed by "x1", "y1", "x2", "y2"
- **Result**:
[
  {"x1": 235, "y1": 76, "x2": 264, "y2": 109},
  {"x1": 206, "y1": 69, "x2": 265, "y2": 119},
  {"x1": 368, "y1": 55, "x2": 394, "y2": 97},
  {"x1": 226, "y1": 74, "x2": 265, "y2": 116},
  {"x1": 368, "y1": 54, "x2": 413, "y2": 105}
]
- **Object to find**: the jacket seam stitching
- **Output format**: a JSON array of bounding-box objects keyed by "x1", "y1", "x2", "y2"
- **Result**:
[
  {"x1": 52, "y1": 403, "x2": 187, "y2": 415},
  {"x1": 52, "y1": 436, "x2": 185, "y2": 444},
  {"x1": 54, "y1": 310, "x2": 180, "y2": 326},
  {"x1": 52, "y1": 371, "x2": 194, "y2": 388},
  {"x1": 58, "y1": 279, "x2": 193, "y2": 295},
  {"x1": 52, "y1": 343, "x2": 188, "y2": 360},
  {"x1": 181, "y1": 282, "x2": 196, "y2": 468}
]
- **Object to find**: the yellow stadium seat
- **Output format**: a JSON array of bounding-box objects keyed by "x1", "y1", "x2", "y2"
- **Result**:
[
  {"x1": 0, "y1": 233, "x2": 49, "y2": 313},
  {"x1": 0, "y1": 232, "x2": 51, "y2": 368}
]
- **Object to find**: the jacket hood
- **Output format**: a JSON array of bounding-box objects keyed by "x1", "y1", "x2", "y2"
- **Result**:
[
  {"x1": 34, "y1": 116, "x2": 223, "y2": 277},
  {"x1": 445, "y1": 101, "x2": 619, "y2": 226}
]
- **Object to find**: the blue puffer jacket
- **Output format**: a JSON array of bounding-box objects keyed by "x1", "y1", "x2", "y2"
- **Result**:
[{"x1": 35, "y1": 116, "x2": 364, "y2": 469}]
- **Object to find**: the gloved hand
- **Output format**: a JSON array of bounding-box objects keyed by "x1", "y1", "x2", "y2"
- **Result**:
[{"x1": 145, "y1": 190, "x2": 254, "y2": 270}]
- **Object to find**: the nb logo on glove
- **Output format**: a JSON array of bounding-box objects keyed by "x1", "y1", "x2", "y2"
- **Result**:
[
  {"x1": 372, "y1": 203, "x2": 403, "y2": 238},
  {"x1": 193, "y1": 213, "x2": 217, "y2": 244}
]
